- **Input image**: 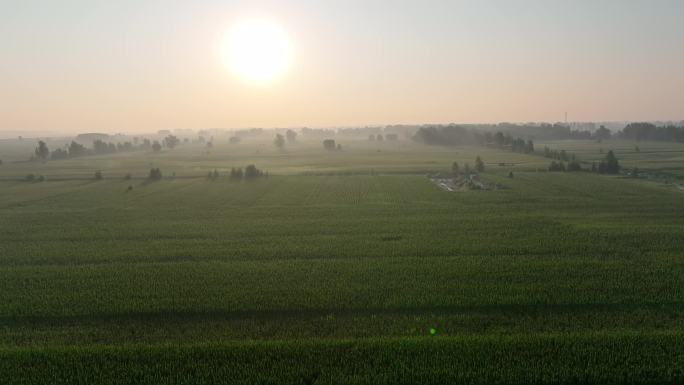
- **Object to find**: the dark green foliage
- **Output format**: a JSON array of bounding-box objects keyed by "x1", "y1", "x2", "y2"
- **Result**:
[
  {"x1": 621, "y1": 122, "x2": 684, "y2": 142},
  {"x1": 475, "y1": 156, "x2": 485, "y2": 172},
  {"x1": 94, "y1": 171, "x2": 103, "y2": 180},
  {"x1": 230, "y1": 168, "x2": 243, "y2": 181},
  {"x1": 148, "y1": 168, "x2": 162, "y2": 181},
  {"x1": 152, "y1": 141, "x2": 162, "y2": 152},
  {"x1": 2, "y1": 334, "x2": 684, "y2": 385},
  {"x1": 598, "y1": 150, "x2": 620, "y2": 174},
  {"x1": 567, "y1": 161, "x2": 582, "y2": 172},
  {"x1": 34, "y1": 141, "x2": 49, "y2": 161},
  {"x1": 244, "y1": 164, "x2": 264, "y2": 179},
  {"x1": 451, "y1": 161, "x2": 459, "y2": 176},
  {"x1": 594, "y1": 125, "x2": 612, "y2": 140}
]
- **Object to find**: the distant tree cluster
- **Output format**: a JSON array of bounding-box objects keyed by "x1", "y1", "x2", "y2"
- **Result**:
[
  {"x1": 323, "y1": 139, "x2": 342, "y2": 151},
  {"x1": 25, "y1": 173, "x2": 45, "y2": 182},
  {"x1": 229, "y1": 165, "x2": 267, "y2": 181},
  {"x1": 547, "y1": 150, "x2": 619, "y2": 174},
  {"x1": 413, "y1": 126, "x2": 534, "y2": 154},
  {"x1": 619, "y1": 123, "x2": 684, "y2": 142},
  {"x1": 543, "y1": 147, "x2": 576, "y2": 162},
  {"x1": 148, "y1": 168, "x2": 163, "y2": 181},
  {"x1": 595, "y1": 150, "x2": 620, "y2": 174},
  {"x1": 35, "y1": 135, "x2": 178, "y2": 162},
  {"x1": 207, "y1": 169, "x2": 220, "y2": 181},
  {"x1": 452, "y1": 156, "x2": 485, "y2": 178},
  {"x1": 229, "y1": 167, "x2": 244, "y2": 181}
]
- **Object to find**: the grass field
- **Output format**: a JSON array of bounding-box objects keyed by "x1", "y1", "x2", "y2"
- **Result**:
[{"x1": 1, "y1": 138, "x2": 683, "y2": 384}]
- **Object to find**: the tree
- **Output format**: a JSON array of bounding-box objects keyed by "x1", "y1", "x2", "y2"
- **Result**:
[
  {"x1": 599, "y1": 150, "x2": 620, "y2": 174},
  {"x1": 274, "y1": 134, "x2": 285, "y2": 149},
  {"x1": 548, "y1": 161, "x2": 561, "y2": 172},
  {"x1": 323, "y1": 139, "x2": 336, "y2": 150},
  {"x1": 525, "y1": 140, "x2": 535, "y2": 154},
  {"x1": 230, "y1": 167, "x2": 243, "y2": 181},
  {"x1": 163, "y1": 135, "x2": 179, "y2": 149},
  {"x1": 451, "y1": 161, "x2": 460, "y2": 176},
  {"x1": 567, "y1": 161, "x2": 582, "y2": 172},
  {"x1": 368, "y1": 134, "x2": 376, "y2": 141},
  {"x1": 94, "y1": 171, "x2": 103, "y2": 180},
  {"x1": 464, "y1": 163, "x2": 471, "y2": 176},
  {"x1": 35, "y1": 141, "x2": 49, "y2": 161},
  {"x1": 475, "y1": 156, "x2": 485, "y2": 173},
  {"x1": 93, "y1": 140, "x2": 109, "y2": 154},
  {"x1": 508, "y1": 171, "x2": 514, "y2": 178},
  {"x1": 152, "y1": 141, "x2": 162, "y2": 152},
  {"x1": 69, "y1": 141, "x2": 87, "y2": 157},
  {"x1": 51, "y1": 148, "x2": 69, "y2": 160},
  {"x1": 594, "y1": 125, "x2": 612, "y2": 140},
  {"x1": 285, "y1": 129, "x2": 297, "y2": 143},
  {"x1": 376, "y1": 134, "x2": 384, "y2": 141},
  {"x1": 244, "y1": 164, "x2": 264, "y2": 179},
  {"x1": 148, "y1": 168, "x2": 162, "y2": 180}
]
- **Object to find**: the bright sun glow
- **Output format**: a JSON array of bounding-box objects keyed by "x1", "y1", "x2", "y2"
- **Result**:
[{"x1": 224, "y1": 19, "x2": 292, "y2": 85}]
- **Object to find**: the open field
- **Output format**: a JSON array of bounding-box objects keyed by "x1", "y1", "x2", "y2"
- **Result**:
[{"x1": 1, "y1": 138, "x2": 683, "y2": 384}]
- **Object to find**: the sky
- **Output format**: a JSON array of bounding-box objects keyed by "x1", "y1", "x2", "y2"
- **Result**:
[{"x1": 1, "y1": 0, "x2": 683, "y2": 134}]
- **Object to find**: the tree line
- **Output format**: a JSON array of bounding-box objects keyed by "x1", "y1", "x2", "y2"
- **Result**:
[
  {"x1": 413, "y1": 125, "x2": 534, "y2": 154},
  {"x1": 33, "y1": 135, "x2": 181, "y2": 162}
]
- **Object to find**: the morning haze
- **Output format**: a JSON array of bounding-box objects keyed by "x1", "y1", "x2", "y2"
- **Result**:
[
  {"x1": 1, "y1": 0, "x2": 683, "y2": 134},
  {"x1": 2, "y1": 2, "x2": 684, "y2": 384}
]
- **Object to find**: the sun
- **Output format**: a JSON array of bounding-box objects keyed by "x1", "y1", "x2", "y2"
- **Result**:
[{"x1": 224, "y1": 19, "x2": 292, "y2": 85}]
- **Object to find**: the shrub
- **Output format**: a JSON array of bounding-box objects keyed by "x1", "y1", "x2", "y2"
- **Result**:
[
  {"x1": 323, "y1": 139, "x2": 336, "y2": 150},
  {"x1": 148, "y1": 168, "x2": 162, "y2": 181},
  {"x1": 244, "y1": 165, "x2": 264, "y2": 179},
  {"x1": 230, "y1": 168, "x2": 243, "y2": 181}
]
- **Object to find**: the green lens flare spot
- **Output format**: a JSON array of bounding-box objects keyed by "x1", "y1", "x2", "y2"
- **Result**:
[{"x1": 429, "y1": 328, "x2": 437, "y2": 335}]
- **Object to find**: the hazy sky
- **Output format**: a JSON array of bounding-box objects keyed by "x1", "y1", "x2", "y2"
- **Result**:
[{"x1": 1, "y1": 0, "x2": 683, "y2": 133}]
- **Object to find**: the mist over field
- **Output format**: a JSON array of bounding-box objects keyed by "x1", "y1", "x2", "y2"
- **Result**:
[{"x1": 3, "y1": 1, "x2": 684, "y2": 384}]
